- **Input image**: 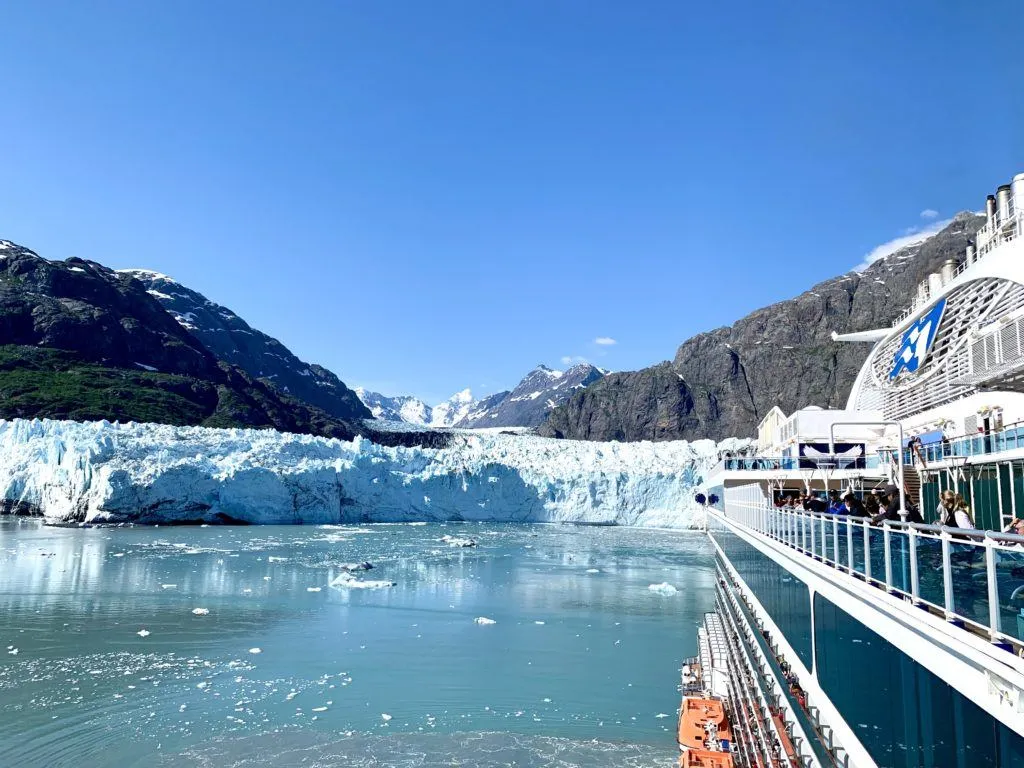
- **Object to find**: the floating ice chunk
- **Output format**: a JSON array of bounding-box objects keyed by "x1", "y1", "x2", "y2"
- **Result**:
[
  {"x1": 191, "y1": 608, "x2": 210, "y2": 615},
  {"x1": 136, "y1": 629, "x2": 151, "y2": 637},
  {"x1": 474, "y1": 616, "x2": 496, "y2": 625},
  {"x1": 381, "y1": 713, "x2": 392, "y2": 722},
  {"x1": 648, "y1": 582, "x2": 678, "y2": 596},
  {"x1": 306, "y1": 587, "x2": 322, "y2": 592},
  {"x1": 161, "y1": 584, "x2": 177, "y2": 589},
  {"x1": 534, "y1": 621, "x2": 545, "y2": 625},
  {"x1": 656, "y1": 713, "x2": 670, "y2": 718},
  {"x1": 312, "y1": 706, "x2": 327, "y2": 712},
  {"x1": 586, "y1": 568, "x2": 600, "y2": 573},
  {"x1": 8, "y1": 648, "x2": 18, "y2": 655},
  {"x1": 248, "y1": 648, "x2": 262, "y2": 654},
  {"x1": 440, "y1": 535, "x2": 477, "y2": 548},
  {"x1": 268, "y1": 556, "x2": 288, "y2": 562},
  {"x1": 329, "y1": 572, "x2": 395, "y2": 590}
]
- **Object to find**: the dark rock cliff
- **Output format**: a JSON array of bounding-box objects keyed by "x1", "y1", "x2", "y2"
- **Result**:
[
  {"x1": 121, "y1": 270, "x2": 371, "y2": 422},
  {"x1": 541, "y1": 214, "x2": 984, "y2": 442}
]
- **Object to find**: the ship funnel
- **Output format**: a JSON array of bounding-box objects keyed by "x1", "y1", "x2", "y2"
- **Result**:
[
  {"x1": 940, "y1": 259, "x2": 956, "y2": 284},
  {"x1": 917, "y1": 279, "x2": 929, "y2": 304},
  {"x1": 966, "y1": 242, "x2": 976, "y2": 263},
  {"x1": 997, "y1": 184, "x2": 1012, "y2": 223},
  {"x1": 986, "y1": 194, "x2": 997, "y2": 226},
  {"x1": 1012, "y1": 173, "x2": 1024, "y2": 216},
  {"x1": 928, "y1": 272, "x2": 943, "y2": 296}
]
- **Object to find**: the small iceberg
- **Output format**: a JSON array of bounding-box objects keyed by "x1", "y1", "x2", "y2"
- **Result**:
[
  {"x1": 136, "y1": 629, "x2": 151, "y2": 637},
  {"x1": 474, "y1": 616, "x2": 496, "y2": 625},
  {"x1": 306, "y1": 587, "x2": 322, "y2": 592},
  {"x1": 329, "y1": 572, "x2": 395, "y2": 590},
  {"x1": 191, "y1": 607, "x2": 210, "y2": 616},
  {"x1": 440, "y1": 535, "x2": 477, "y2": 548},
  {"x1": 248, "y1": 647, "x2": 262, "y2": 654},
  {"x1": 648, "y1": 582, "x2": 678, "y2": 596}
]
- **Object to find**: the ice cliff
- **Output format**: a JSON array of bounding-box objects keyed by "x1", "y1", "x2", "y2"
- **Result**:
[{"x1": 0, "y1": 419, "x2": 746, "y2": 527}]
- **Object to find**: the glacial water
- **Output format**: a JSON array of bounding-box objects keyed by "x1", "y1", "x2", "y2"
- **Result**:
[{"x1": 0, "y1": 520, "x2": 715, "y2": 767}]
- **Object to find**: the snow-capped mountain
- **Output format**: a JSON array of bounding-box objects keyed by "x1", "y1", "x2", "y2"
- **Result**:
[
  {"x1": 353, "y1": 389, "x2": 431, "y2": 424},
  {"x1": 456, "y1": 363, "x2": 606, "y2": 428},
  {"x1": 120, "y1": 269, "x2": 370, "y2": 422},
  {"x1": 356, "y1": 364, "x2": 607, "y2": 430},
  {"x1": 354, "y1": 387, "x2": 481, "y2": 427},
  {"x1": 430, "y1": 388, "x2": 477, "y2": 427}
]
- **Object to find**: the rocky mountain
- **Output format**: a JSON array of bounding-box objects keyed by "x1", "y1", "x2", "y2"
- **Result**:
[
  {"x1": 357, "y1": 363, "x2": 607, "y2": 430},
  {"x1": 456, "y1": 364, "x2": 606, "y2": 428},
  {"x1": 121, "y1": 270, "x2": 370, "y2": 422},
  {"x1": 541, "y1": 214, "x2": 985, "y2": 442},
  {"x1": 354, "y1": 388, "x2": 431, "y2": 424},
  {"x1": 0, "y1": 239, "x2": 445, "y2": 445}
]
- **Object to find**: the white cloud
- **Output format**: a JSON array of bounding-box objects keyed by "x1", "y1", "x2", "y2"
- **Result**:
[
  {"x1": 853, "y1": 217, "x2": 952, "y2": 272},
  {"x1": 560, "y1": 355, "x2": 589, "y2": 366},
  {"x1": 593, "y1": 337, "x2": 617, "y2": 346},
  {"x1": 919, "y1": 208, "x2": 939, "y2": 220}
]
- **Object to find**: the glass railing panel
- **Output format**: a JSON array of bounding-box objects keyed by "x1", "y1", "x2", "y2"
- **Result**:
[
  {"x1": 994, "y1": 546, "x2": 1024, "y2": 643},
  {"x1": 949, "y1": 541, "x2": 990, "y2": 629},
  {"x1": 835, "y1": 519, "x2": 849, "y2": 570},
  {"x1": 868, "y1": 528, "x2": 887, "y2": 584},
  {"x1": 886, "y1": 530, "x2": 911, "y2": 593},
  {"x1": 913, "y1": 534, "x2": 946, "y2": 610},
  {"x1": 850, "y1": 521, "x2": 867, "y2": 577}
]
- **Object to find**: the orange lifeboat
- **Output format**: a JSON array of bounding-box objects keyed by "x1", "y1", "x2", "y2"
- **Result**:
[
  {"x1": 678, "y1": 697, "x2": 733, "y2": 752},
  {"x1": 678, "y1": 748, "x2": 735, "y2": 767}
]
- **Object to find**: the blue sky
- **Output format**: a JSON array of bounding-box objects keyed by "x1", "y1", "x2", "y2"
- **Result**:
[{"x1": 1, "y1": 2, "x2": 1021, "y2": 404}]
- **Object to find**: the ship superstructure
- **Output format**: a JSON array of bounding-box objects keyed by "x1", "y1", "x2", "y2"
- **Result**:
[{"x1": 690, "y1": 173, "x2": 1024, "y2": 767}]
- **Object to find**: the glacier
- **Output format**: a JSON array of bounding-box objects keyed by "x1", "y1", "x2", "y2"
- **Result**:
[{"x1": 0, "y1": 419, "x2": 746, "y2": 527}]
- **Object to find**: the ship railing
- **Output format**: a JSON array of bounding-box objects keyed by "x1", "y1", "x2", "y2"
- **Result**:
[
  {"x1": 712, "y1": 455, "x2": 882, "y2": 473},
  {"x1": 899, "y1": 419, "x2": 1024, "y2": 466},
  {"x1": 720, "y1": 501, "x2": 1024, "y2": 653}
]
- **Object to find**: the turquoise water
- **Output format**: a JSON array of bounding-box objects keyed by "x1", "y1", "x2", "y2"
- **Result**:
[{"x1": 0, "y1": 520, "x2": 715, "y2": 767}]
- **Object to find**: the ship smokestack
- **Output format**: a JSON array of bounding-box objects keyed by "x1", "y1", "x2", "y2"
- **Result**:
[
  {"x1": 928, "y1": 272, "x2": 943, "y2": 295},
  {"x1": 997, "y1": 184, "x2": 1012, "y2": 223},
  {"x1": 966, "y1": 242, "x2": 976, "y2": 263},
  {"x1": 940, "y1": 259, "x2": 956, "y2": 284},
  {"x1": 1012, "y1": 173, "x2": 1024, "y2": 217},
  {"x1": 986, "y1": 194, "x2": 997, "y2": 226}
]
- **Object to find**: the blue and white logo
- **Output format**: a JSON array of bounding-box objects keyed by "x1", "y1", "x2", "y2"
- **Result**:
[{"x1": 890, "y1": 298, "x2": 946, "y2": 380}]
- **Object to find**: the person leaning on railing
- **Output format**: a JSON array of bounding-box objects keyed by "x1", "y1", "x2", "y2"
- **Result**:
[
  {"x1": 1003, "y1": 517, "x2": 1024, "y2": 536},
  {"x1": 936, "y1": 490, "x2": 976, "y2": 529}
]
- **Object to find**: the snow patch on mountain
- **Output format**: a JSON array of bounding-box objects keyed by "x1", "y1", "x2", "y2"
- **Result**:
[{"x1": 0, "y1": 419, "x2": 747, "y2": 527}]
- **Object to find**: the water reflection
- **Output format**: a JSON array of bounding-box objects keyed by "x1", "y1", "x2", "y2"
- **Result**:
[{"x1": 0, "y1": 520, "x2": 713, "y2": 768}]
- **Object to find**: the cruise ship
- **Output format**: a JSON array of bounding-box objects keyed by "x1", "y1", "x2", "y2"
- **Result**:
[{"x1": 685, "y1": 172, "x2": 1024, "y2": 767}]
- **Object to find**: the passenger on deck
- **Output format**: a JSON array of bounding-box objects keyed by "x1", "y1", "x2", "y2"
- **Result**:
[
  {"x1": 804, "y1": 493, "x2": 827, "y2": 513},
  {"x1": 1002, "y1": 517, "x2": 1024, "y2": 536},
  {"x1": 863, "y1": 493, "x2": 881, "y2": 519},
  {"x1": 843, "y1": 493, "x2": 867, "y2": 517},
  {"x1": 871, "y1": 484, "x2": 924, "y2": 525},
  {"x1": 937, "y1": 490, "x2": 975, "y2": 529},
  {"x1": 827, "y1": 489, "x2": 845, "y2": 515}
]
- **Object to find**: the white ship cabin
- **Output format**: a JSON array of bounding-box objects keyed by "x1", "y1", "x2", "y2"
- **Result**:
[{"x1": 710, "y1": 170, "x2": 1024, "y2": 531}]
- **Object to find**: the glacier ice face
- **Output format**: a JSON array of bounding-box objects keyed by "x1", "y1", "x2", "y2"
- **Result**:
[{"x1": 0, "y1": 419, "x2": 747, "y2": 527}]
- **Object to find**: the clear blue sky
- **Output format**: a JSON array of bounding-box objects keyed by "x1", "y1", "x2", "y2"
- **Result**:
[{"x1": 1, "y1": 2, "x2": 1021, "y2": 404}]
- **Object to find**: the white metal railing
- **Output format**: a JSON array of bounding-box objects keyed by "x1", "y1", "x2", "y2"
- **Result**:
[
  {"x1": 889, "y1": 206, "x2": 1024, "y2": 330},
  {"x1": 716, "y1": 502, "x2": 1024, "y2": 652}
]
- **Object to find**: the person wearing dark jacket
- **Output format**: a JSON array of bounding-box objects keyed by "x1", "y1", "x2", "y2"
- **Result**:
[
  {"x1": 872, "y1": 484, "x2": 923, "y2": 524},
  {"x1": 842, "y1": 493, "x2": 867, "y2": 517}
]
